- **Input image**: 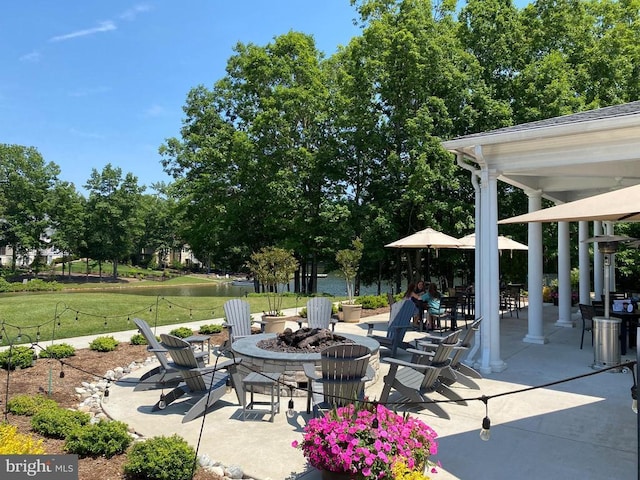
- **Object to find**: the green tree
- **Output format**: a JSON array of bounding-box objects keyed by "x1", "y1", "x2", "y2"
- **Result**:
[
  {"x1": 84, "y1": 164, "x2": 145, "y2": 279},
  {"x1": 0, "y1": 144, "x2": 60, "y2": 271},
  {"x1": 48, "y1": 181, "x2": 86, "y2": 276}
]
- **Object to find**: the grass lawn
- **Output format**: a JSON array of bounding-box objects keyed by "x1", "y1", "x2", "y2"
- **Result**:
[{"x1": 0, "y1": 275, "x2": 334, "y2": 344}]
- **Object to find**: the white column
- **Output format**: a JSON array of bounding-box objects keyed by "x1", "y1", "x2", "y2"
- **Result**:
[
  {"x1": 464, "y1": 171, "x2": 482, "y2": 366},
  {"x1": 524, "y1": 191, "x2": 546, "y2": 344},
  {"x1": 556, "y1": 221, "x2": 573, "y2": 327},
  {"x1": 593, "y1": 221, "x2": 603, "y2": 301},
  {"x1": 487, "y1": 169, "x2": 505, "y2": 372},
  {"x1": 477, "y1": 168, "x2": 492, "y2": 375},
  {"x1": 578, "y1": 221, "x2": 591, "y2": 305}
]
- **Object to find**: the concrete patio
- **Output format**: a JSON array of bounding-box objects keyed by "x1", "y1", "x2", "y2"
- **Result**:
[{"x1": 99, "y1": 304, "x2": 638, "y2": 480}]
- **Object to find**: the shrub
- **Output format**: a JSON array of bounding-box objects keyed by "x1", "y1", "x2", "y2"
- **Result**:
[
  {"x1": 7, "y1": 394, "x2": 57, "y2": 416},
  {"x1": 169, "y1": 327, "x2": 194, "y2": 338},
  {"x1": 31, "y1": 407, "x2": 91, "y2": 439},
  {"x1": 357, "y1": 295, "x2": 388, "y2": 309},
  {"x1": 0, "y1": 346, "x2": 36, "y2": 370},
  {"x1": 124, "y1": 434, "x2": 197, "y2": 480},
  {"x1": 89, "y1": 336, "x2": 119, "y2": 352},
  {"x1": 0, "y1": 423, "x2": 46, "y2": 454},
  {"x1": 39, "y1": 343, "x2": 76, "y2": 359},
  {"x1": 130, "y1": 333, "x2": 147, "y2": 345},
  {"x1": 64, "y1": 420, "x2": 131, "y2": 458},
  {"x1": 198, "y1": 324, "x2": 223, "y2": 335}
]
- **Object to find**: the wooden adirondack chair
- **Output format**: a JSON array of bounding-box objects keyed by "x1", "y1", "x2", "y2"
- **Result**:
[
  {"x1": 132, "y1": 318, "x2": 206, "y2": 391},
  {"x1": 223, "y1": 299, "x2": 265, "y2": 344},
  {"x1": 414, "y1": 318, "x2": 483, "y2": 390},
  {"x1": 366, "y1": 299, "x2": 417, "y2": 357},
  {"x1": 297, "y1": 297, "x2": 337, "y2": 331},
  {"x1": 303, "y1": 343, "x2": 373, "y2": 416},
  {"x1": 153, "y1": 333, "x2": 243, "y2": 423},
  {"x1": 379, "y1": 341, "x2": 467, "y2": 419}
]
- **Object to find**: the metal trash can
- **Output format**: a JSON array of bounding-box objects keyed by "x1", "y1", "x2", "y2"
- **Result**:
[{"x1": 592, "y1": 316, "x2": 621, "y2": 371}]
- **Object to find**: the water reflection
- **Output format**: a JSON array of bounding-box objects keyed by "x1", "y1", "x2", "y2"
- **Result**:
[{"x1": 69, "y1": 273, "x2": 386, "y2": 297}]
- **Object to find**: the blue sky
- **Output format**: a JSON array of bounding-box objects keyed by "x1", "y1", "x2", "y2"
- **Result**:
[{"x1": 1, "y1": 1, "x2": 361, "y2": 194}]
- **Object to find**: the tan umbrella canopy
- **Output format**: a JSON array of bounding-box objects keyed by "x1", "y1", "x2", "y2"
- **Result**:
[
  {"x1": 498, "y1": 183, "x2": 640, "y2": 224},
  {"x1": 385, "y1": 227, "x2": 463, "y2": 249},
  {"x1": 458, "y1": 233, "x2": 528, "y2": 251},
  {"x1": 385, "y1": 228, "x2": 462, "y2": 284}
]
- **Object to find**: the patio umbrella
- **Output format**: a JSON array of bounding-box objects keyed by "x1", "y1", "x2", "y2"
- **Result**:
[
  {"x1": 498, "y1": 183, "x2": 640, "y2": 224},
  {"x1": 458, "y1": 233, "x2": 529, "y2": 251},
  {"x1": 385, "y1": 228, "x2": 463, "y2": 284}
]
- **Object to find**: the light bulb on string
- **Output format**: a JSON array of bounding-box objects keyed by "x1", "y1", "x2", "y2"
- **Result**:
[
  {"x1": 286, "y1": 386, "x2": 295, "y2": 418},
  {"x1": 59, "y1": 365, "x2": 65, "y2": 378},
  {"x1": 36, "y1": 328, "x2": 41, "y2": 341},
  {"x1": 103, "y1": 384, "x2": 110, "y2": 404},
  {"x1": 103, "y1": 317, "x2": 108, "y2": 329},
  {"x1": 480, "y1": 417, "x2": 491, "y2": 441},
  {"x1": 17, "y1": 330, "x2": 22, "y2": 342},
  {"x1": 158, "y1": 392, "x2": 167, "y2": 410},
  {"x1": 225, "y1": 377, "x2": 232, "y2": 394},
  {"x1": 480, "y1": 396, "x2": 491, "y2": 441}
]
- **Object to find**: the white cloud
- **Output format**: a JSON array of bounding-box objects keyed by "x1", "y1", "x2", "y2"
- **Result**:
[
  {"x1": 20, "y1": 50, "x2": 41, "y2": 62},
  {"x1": 69, "y1": 128, "x2": 105, "y2": 139},
  {"x1": 120, "y1": 4, "x2": 152, "y2": 21},
  {"x1": 49, "y1": 21, "x2": 116, "y2": 42},
  {"x1": 145, "y1": 104, "x2": 165, "y2": 117}
]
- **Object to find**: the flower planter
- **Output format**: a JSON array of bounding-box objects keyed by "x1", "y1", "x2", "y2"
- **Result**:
[
  {"x1": 262, "y1": 315, "x2": 287, "y2": 334},
  {"x1": 320, "y1": 468, "x2": 361, "y2": 480},
  {"x1": 341, "y1": 304, "x2": 362, "y2": 323}
]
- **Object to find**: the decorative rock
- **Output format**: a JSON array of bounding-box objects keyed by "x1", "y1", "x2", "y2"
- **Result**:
[{"x1": 225, "y1": 465, "x2": 244, "y2": 479}]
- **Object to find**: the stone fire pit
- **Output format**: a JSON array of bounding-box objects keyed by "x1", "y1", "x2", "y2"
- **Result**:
[{"x1": 231, "y1": 332, "x2": 380, "y2": 396}]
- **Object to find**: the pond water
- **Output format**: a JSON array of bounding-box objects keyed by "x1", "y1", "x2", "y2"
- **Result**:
[{"x1": 74, "y1": 273, "x2": 390, "y2": 297}]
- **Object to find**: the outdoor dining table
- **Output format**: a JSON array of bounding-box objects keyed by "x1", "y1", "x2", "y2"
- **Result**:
[{"x1": 610, "y1": 310, "x2": 640, "y2": 355}]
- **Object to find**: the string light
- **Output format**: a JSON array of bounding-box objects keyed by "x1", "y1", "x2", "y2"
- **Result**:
[
  {"x1": 103, "y1": 382, "x2": 111, "y2": 404},
  {"x1": 480, "y1": 396, "x2": 491, "y2": 441},
  {"x1": 286, "y1": 385, "x2": 295, "y2": 418},
  {"x1": 158, "y1": 392, "x2": 167, "y2": 410}
]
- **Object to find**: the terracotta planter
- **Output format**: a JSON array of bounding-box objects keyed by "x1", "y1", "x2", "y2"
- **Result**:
[
  {"x1": 262, "y1": 315, "x2": 287, "y2": 334},
  {"x1": 341, "y1": 304, "x2": 362, "y2": 323}
]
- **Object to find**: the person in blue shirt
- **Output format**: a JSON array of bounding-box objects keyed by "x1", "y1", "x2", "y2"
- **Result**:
[{"x1": 421, "y1": 283, "x2": 444, "y2": 330}]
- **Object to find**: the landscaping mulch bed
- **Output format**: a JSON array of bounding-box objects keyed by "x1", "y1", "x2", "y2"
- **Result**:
[{"x1": 2, "y1": 306, "x2": 389, "y2": 479}]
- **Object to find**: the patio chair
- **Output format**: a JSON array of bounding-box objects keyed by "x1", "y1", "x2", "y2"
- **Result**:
[
  {"x1": 416, "y1": 319, "x2": 483, "y2": 390},
  {"x1": 296, "y1": 297, "x2": 337, "y2": 331},
  {"x1": 223, "y1": 299, "x2": 265, "y2": 345},
  {"x1": 366, "y1": 299, "x2": 417, "y2": 357},
  {"x1": 428, "y1": 296, "x2": 459, "y2": 332},
  {"x1": 132, "y1": 318, "x2": 206, "y2": 391},
  {"x1": 379, "y1": 342, "x2": 467, "y2": 419},
  {"x1": 303, "y1": 343, "x2": 373, "y2": 417},
  {"x1": 578, "y1": 304, "x2": 595, "y2": 350},
  {"x1": 153, "y1": 333, "x2": 243, "y2": 423}
]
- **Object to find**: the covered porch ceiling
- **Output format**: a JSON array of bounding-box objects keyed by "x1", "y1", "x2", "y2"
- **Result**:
[{"x1": 442, "y1": 101, "x2": 640, "y2": 205}]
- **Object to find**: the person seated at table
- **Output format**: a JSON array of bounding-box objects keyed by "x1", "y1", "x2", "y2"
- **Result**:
[
  {"x1": 421, "y1": 282, "x2": 444, "y2": 331},
  {"x1": 403, "y1": 282, "x2": 425, "y2": 328}
]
